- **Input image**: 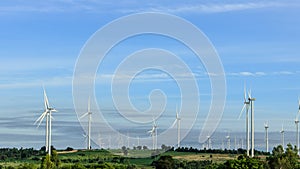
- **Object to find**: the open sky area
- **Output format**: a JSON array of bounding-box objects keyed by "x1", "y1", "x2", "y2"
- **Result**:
[{"x1": 1, "y1": 0, "x2": 300, "y2": 150}]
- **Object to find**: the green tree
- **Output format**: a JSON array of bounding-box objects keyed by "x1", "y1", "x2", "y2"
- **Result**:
[
  {"x1": 40, "y1": 154, "x2": 54, "y2": 169},
  {"x1": 223, "y1": 155, "x2": 266, "y2": 169},
  {"x1": 17, "y1": 163, "x2": 36, "y2": 169},
  {"x1": 267, "y1": 144, "x2": 300, "y2": 169},
  {"x1": 50, "y1": 150, "x2": 60, "y2": 168},
  {"x1": 152, "y1": 155, "x2": 175, "y2": 169}
]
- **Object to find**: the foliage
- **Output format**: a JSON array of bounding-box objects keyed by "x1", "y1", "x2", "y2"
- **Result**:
[
  {"x1": 152, "y1": 155, "x2": 175, "y2": 169},
  {"x1": 0, "y1": 148, "x2": 42, "y2": 161},
  {"x1": 223, "y1": 155, "x2": 267, "y2": 169},
  {"x1": 50, "y1": 150, "x2": 60, "y2": 168},
  {"x1": 40, "y1": 154, "x2": 54, "y2": 169},
  {"x1": 267, "y1": 144, "x2": 300, "y2": 169},
  {"x1": 175, "y1": 147, "x2": 270, "y2": 156},
  {"x1": 64, "y1": 147, "x2": 73, "y2": 151}
]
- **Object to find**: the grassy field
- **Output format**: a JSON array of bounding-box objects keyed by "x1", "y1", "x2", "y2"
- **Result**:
[{"x1": 0, "y1": 148, "x2": 255, "y2": 168}]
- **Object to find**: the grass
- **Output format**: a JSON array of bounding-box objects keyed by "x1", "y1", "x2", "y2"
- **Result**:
[{"x1": 0, "y1": 149, "x2": 248, "y2": 168}]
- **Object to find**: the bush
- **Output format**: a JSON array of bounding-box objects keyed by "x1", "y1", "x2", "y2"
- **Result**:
[{"x1": 65, "y1": 147, "x2": 74, "y2": 151}]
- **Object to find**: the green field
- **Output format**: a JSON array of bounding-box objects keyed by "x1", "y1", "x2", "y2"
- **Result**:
[
  {"x1": 0, "y1": 148, "x2": 239, "y2": 168},
  {"x1": 0, "y1": 144, "x2": 299, "y2": 169}
]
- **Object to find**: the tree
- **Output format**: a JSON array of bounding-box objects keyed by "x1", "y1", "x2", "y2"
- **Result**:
[
  {"x1": 121, "y1": 146, "x2": 128, "y2": 156},
  {"x1": 142, "y1": 145, "x2": 148, "y2": 150},
  {"x1": 223, "y1": 155, "x2": 266, "y2": 169},
  {"x1": 40, "y1": 154, "x2": 54, "y2": 169},
  {"x1": 50, "y1": 150, "x2": 60, "y2": 168},
  {"x1": 152, "y1": 155, "x2": 175, "y2": 169},
  {"x1": 267, "y1": 144, "x2": 300, "y2": 169},
  {"x1": 137, "y1": 146, "x2": 142, "y2": 150}
]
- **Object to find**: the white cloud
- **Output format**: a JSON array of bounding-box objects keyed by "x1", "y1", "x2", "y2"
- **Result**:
[
  {"x1": 119, "y1": 1, "x2": 290, "y2": 14},
  {"x1": 273, "y1": 71, "x2": 295, "y2": 75},
  {"x1": 227, "y1": 71, "x2": 300, "y2": 77},
  {"x1": 0, "y1": 1, "x2": 293, "y2": 14},
  {"x1": 0, "y1": 76, "x2": 72, "y2": 89}
]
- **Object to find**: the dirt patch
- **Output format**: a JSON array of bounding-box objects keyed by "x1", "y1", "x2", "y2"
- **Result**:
[{"x1": 57, "y1": 150, "x2": 78, "y2": 154}]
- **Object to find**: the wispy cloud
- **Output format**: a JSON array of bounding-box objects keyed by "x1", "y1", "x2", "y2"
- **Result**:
[
  {"x1": 0, "y1": 1, "x2": 294, "y2": 14},
  {"x1": 0, "y1": 75, "x2": 72, "y2": 89},
  {"x1": 119, "y1": 1, "x2": 289, "y2": 14},
  {"x1": 227, "y1": 71, "x2": 299, "y2": 77}
]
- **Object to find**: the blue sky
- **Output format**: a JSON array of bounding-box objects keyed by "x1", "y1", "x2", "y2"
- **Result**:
[{"x1": 1, "y1": 0, "x2": 300, "y2": 149}]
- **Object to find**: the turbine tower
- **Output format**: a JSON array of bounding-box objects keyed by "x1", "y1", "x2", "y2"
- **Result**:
[
  {"x1": 264, "y1": 122, "x2": 269, "y2": 153},
  {"x1": 295, "y1": 98, "x2": 300, "y2": 155},
  {"x1": 172, "y1": 106, "x2": 181, "y2": 148},
  {"x1": 148, "y1": 119, "x2": 158, "y2": 150},
  {"x1": 207, "y1": 136, "x2": 211, "y2": 149},
  {"x1": 248, "y1": 89, "x2": 256, "y2": 157},
  {"x1": 80, "y1": 97, "x2": 92, "y2": 150},
  {"x1": 280, "y1": 124, "x2": 285, "y2": 147},
  {"x1": 226, "y1": 133, "x2": 231, "y2": 149},
  {"x1": 35, "y1": 87, "x2": 57, "y2": 156},
  {"x1": 238, "y1": 86, "x2": 250, "y2": 156},
  {"x1": 295, "y1": 117, "x2": 299, "y2": 154}
]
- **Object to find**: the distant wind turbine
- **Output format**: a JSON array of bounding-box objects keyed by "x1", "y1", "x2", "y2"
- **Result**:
[
  {"x1": 172, "y1": 106, "x2": 181, "y2": 148},
  {"x1": 80, "y1": 97, "x2": 92, "y2": 150},
  {"x1": 226, "y1": 132, "x2": 231, "y2": 150},
  {"x1": 280, "y1": 123, "x2": 285, "y2": 147},
  {"x1": 264, "y1": 122, "x2": 269, "y2": 153},
  {"x1": 34, "y1": 87, "x2": 57, "y2": 156},
  {"x1": 248, "y1": 89, "x2": 256, "y2": 157},
  {"x1": 238, "y1": 85, "x2": 250, "y2": 156},
  {"x1": 207, "y1": 136, "x2": 211, "y2": 149},
  {"x1": 295, "y1": 98, "x2": 300, "y2": 155},
  {"x1": 148, "y1": 119, "x2": 158, "y2": 150}
]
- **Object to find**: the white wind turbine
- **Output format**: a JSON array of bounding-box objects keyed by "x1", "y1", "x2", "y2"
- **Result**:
[
  {"x1": 248, "y1": 89, "x2": 256, "y2": 157},
  {"x1": 280, "y1": 123, "x2": 285, "y2": 147},
  {"x1": 172, "y1": 106, "x2": 181, "y2": 148},
  {"x1": 226, "y1": 132, "x2": 231, "y2": 149},
  {"x1": 35, "y1": 88, "x2": 57, "y2": 156},
  {"x1": 207, "y1": 136, "x2": 211, "y2": 149},
  {"x1": 238, "y1": 86, "x2": 250, "y2": 156},
  {"x1": 148, "y1": 119, "x2": 158, "y2": 150},
  {"x1": 80, "y1": 97, "x2": 92, "y2": 150},
  {"x1": 295, "y1": 98, "x2": 300, "y2": 155},
  {"x1": 264, "y1": 122, "x2": 269, "y2": 153}
]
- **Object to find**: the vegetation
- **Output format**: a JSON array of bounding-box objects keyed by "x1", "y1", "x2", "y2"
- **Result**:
[{"x1": 0, "y1": 144, "x2": 299, "y2": 169}]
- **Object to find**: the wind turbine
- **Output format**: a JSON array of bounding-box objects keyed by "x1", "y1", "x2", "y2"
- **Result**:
[
  {"x1": 295, "y1": 98, "x2": 300, "y2": 155},
  {"x1": 226, "y1": 132, "x2": 230, "y2": 150},
  {"x1": 207, "y1": 136, "x2": 211, "y2": 149},
  {"x1": 34, "y1": 88, "x2": 57, "y2": 156},
  {"x1": 234, "y1": 136, "x2": 237, "y2": 150},
  {"x1": 280, "y1": 124, "x2": 285, "y2": 147},
  {"x1": 248, "y1": 89, "x2": 256, "y2": 157},
  {"x1": 148, "y1": 119, "x2": 158, "y2": 150},
  {"x1": 172, "y1": 106, "x2": 181, "y2": 148},
  {"x1": 264, "y1": 122, "x2": 269, "y2": 153},
  {"x1": 221, "y1": 139, "x2": 224, "y2": 150},
  {"x1": 238, "y1": 86, "x2": 250, "y2": 156},
  {"x1": 80, "y1": 97, "x2": 92, "y2": 150}
]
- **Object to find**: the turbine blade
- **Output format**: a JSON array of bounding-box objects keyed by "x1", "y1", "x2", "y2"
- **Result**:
[
  {"x1": 43, "y1": 88, "x2": 49, "y2": 110},
  {"x1": 298, "y1": 98, "x2": 300, "y2": 114},
  {"x1": 153, "y1": 120, "x2": 157, "y2": 127},
  {"x1": 35, "y1": 112, "x2": 47, "y2": 128},
  {"x1": 88, "y1": 96, "x2": 91, "y2": 113},
  {"x1": 34, "y1": 111, "x2": 47, "y2": 125},
  {"x1": 244, "y1": 84, "x2": 247, "y2": 102},
  {"x1": 80, "y1": 112, "x2": 89, "y2": 119},
  {"x1": 248, "y1": 89, "x2": 252, "y2": 99},
  {"x1": 238, "y1": 104, "x2": 246, "y2": 120},
  {"x1": 171, "y1": 119, "x2": 177, "y2": 128}
]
